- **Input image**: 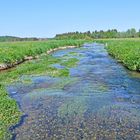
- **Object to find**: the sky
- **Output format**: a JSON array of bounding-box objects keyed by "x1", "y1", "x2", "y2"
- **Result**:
[{"x1": 0, "y1": 0, "x2": 139, "y2": 38}]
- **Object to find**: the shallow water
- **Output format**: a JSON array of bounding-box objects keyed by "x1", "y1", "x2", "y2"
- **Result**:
[{"x1": 8, "y1": 43, "x2": 140, "y2": 140}]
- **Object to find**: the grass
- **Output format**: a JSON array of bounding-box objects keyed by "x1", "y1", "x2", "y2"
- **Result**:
[
  {"x1": 95, "y1": 38, "x2": 140, "y2": 71},
  {"x1": 0, "y1": 39, "x2": 89, "y2": 64},
  {"x1": 0, "y1": 85, "x2": 21, "y2": 140},
  {"x1": 0, "y1": 39, "x2": 91, "y2": 139}
]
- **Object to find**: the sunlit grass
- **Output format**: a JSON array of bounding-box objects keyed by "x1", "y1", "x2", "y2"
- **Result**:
[{"x1": 0, "y1": 39, "x2": 89, "y2": 64}]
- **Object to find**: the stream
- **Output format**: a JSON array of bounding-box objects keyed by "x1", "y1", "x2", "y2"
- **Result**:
[{"x1": 8, "y1": 43, "x2": 140, "y2": 140}]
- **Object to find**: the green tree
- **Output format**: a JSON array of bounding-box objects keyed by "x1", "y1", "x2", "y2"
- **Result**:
[{"x1": 138, "y1": 29, "x2": 140, "y2": 37}]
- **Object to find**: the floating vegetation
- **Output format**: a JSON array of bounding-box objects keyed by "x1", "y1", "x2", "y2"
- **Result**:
[
  {"x1": 60, "y1": 58, "x2": 79, "y2": 68},
  {"x1": 68, "y1": 51, "x2": 84, "y2": 57}
]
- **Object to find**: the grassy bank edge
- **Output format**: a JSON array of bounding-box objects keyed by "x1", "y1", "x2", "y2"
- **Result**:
[{"x1": 95, "y1": 39, "x2": 140, "y2": 72}]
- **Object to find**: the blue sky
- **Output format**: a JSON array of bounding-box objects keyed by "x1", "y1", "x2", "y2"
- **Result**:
[{"x1": 0, "y1": 0, "x2": 139, "y2": 37}]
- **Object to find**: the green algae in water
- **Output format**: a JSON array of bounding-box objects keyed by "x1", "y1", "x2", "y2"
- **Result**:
[
  {"x1": 20, "y1": 76, "x2": 33, "y2": 85},
  {"x1": 20, "y1": 77, "x2": 78, "y2": 100},
  {"x1": 97, "y1": 84, "x2": 109, "y2": 92},
  {"x1": 60, "y1": 58, "x2": 79, "y2": 68},
  {"x1": 68, "y1": 51, "x2": 84, "y2": 57},
  {"x1": 23, "y1": 88, "x2": 66, "y2": 100},
  {"x1": 80, "y1": 82, "x2": 109, "y2": 96},
  {"x1": 69, "y1": 52, "x2": 79, "y2": 55},
  {"x1": 58, "y1": 97, "x2": 87, "y2": 118},
  {"x1": 52, "y1": 77, "x2": 78, "y2": 89}
]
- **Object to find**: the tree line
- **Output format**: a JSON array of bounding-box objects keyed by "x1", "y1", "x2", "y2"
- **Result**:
[
  {"x1": 0, "y1": 36, "x2": 39, "y2": 42},
  {"x1": 55, "y1": 28, "x2": 140, "y2": 39}
]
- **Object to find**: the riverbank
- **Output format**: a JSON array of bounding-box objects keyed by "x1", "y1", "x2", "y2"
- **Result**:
[
  {"x1": 95, "y1": 38, "x2": 140, "y2": 72},
  {"x1": 0, "y1": 45, "x2": 78, "y2": 71},
  {"x1": 0, "y1": 40, "x2": 89, "y2": 71}
]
